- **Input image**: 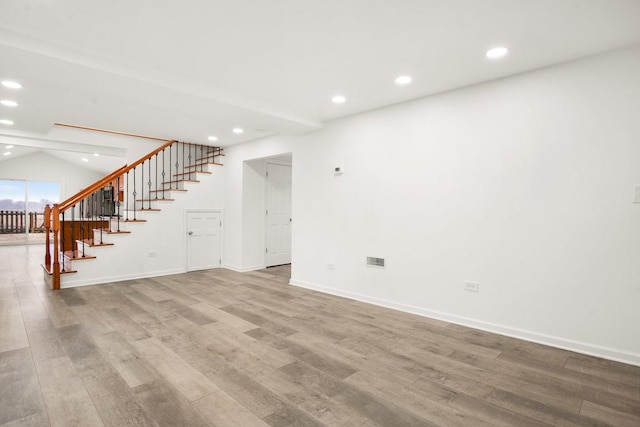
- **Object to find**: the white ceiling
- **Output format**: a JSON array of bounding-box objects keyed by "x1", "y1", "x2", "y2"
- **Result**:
[{"x1": 2, "y1": 0, "x2": 640, "y2": 172}]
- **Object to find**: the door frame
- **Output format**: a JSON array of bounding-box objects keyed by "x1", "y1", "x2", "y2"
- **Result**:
[
  {"x1": 264, "y1": 160, "x2": 292, "y2": 267},
  {"x1": 184, "y1": 208, "x2": 223, "y2": 272}
]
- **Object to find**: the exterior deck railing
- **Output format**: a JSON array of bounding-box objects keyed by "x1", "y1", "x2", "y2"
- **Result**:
[{"x1": 0, "y1": 210, "x2": 46, "y2": 234}]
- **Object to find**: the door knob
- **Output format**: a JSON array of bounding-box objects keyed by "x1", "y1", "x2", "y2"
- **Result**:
[{"x1": 188, "y1": 231, "x2": 193, "y2": 235}]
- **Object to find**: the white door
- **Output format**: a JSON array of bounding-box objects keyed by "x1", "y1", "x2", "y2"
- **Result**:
[
  {"x1": 186, "y1": 211, "x2": 221, "y2": 271},
  {"x1": 265, "y1": 163, "x2": 292, "y2": 267}
]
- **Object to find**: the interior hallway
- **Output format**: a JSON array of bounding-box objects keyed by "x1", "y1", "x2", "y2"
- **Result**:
[{"x1": 1, "y1": 245, "x2": 639, "y2": 426}]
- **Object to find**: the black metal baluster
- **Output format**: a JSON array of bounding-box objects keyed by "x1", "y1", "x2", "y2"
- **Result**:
[
  {"x1": 116, "y1": 176, "x2": 121, "y2": 232},
  {"x1": 132, "y1": 167, "x2": 137, "y2": 220},
  {"x1": 148, "y1": 159, "x2": 152, "y2": 208},
  {"x1": 141, "y1": 160, "x2": 145, "y2": 210},
  {"x1": 99, "y1": 190, "x2": 104, "y2": 244},
  {"x1": 80, "y1": 199, "x2": 85, "y2": 257},
  {"x1": 71, "y1": 204, "x2": 75, "y2": 257},
  {"x1": 188, "y1": 143, "x2": 192, "y2": 176},
  {"x1": 154, "y1": 153, "x2": 158, "y2": 200},
  {"x1": 61, "y1": 211, "x2": 65, "y2": 272},
  {"x1": 162, "y1": 148, "x2": 166, "y2": 198},
  {"x1": 200, "y1": 145, "x2": 205, "y2": 172},
  {"x1": 169, "y1": 144, "x2": 173, "y2": 190},
  {"x1": 108, "y1": 185, "x2": 113, "y2": 233},
  {"x1": 175, "y1": 142, "x2": 179, "y2": 184}
]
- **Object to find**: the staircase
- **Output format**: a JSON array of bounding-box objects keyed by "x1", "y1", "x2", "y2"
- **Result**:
[{"x1": 42, "y1": 140, "x2": 224, "y2": 290}]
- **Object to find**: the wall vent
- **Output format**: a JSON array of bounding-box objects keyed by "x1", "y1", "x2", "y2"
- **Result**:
[{"x1": 366, "y1": 256, "x2": 385, "y2": 268}]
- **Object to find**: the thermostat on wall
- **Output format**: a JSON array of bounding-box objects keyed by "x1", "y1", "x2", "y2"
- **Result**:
[{"x1": 334, "y1": 166, "x2": 343, "y2": 175}]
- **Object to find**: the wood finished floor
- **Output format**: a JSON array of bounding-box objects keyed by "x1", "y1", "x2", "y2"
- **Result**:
[{"x1": 1, "y1": 245, "x2": 640, "y2": 426}]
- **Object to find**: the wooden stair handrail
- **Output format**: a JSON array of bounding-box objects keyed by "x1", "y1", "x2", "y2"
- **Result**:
[{"x1": 58, "y1": 140, "x2": 176, "y2": 212}]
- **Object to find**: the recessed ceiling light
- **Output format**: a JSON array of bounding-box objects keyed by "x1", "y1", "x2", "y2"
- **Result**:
[
  {"x1": 81, "y1": 157, "x2": 89, "y2": 162},
  {"x1": 1, "y1": 81, "x2": 22, "y2": 89},
  {"x1": 93, "y1": 153, "x2": 99, "y2": 157},
  {"x1": 232, "y1": 128, "x2": 244, "y2": 134},
  {"x1": 331, "y1": 95, "x2": 346, "y2": 104},
  {"x1": 395, "y1": 75, "x2": 412, "y2": 85},
  {"x1": 0, "y1": 100, "x2": 18, "y2": 107},
  {"x1": 0, "y1": 119, "x2": 13, "y2": 125},
  {"x1": 486, "y1": 47, "x2": 509, "y2": 59},
  {"x1": 3, "y1": 152, "x2": 11, "y2": 156},
  {"x1": 6, "y1": 145, "x2": 14, "y2": 149},
  {"x1": 208, "y1": 136, "x2": 218, "y2": 141}
]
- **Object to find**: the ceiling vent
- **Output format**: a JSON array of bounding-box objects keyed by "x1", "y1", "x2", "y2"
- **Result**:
[{"x1": 366, "y1": 256, "x2": 385, "y2": 268}]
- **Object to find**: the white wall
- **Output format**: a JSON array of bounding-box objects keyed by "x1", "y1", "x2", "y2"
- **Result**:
[
  {"x1": 0, "y1": 151, "x2": 103, "y2": 200},
  {"x1": 226, "y1": 46, "x2": 640, "y2": 365}
]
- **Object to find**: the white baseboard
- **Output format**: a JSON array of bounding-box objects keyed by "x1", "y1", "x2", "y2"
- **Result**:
[
  {"x1": 60, "y1": 268, "x2": 186, "y2": 288},
  {"x1": 222, "y1": 263, "x2": 264, "y2": 273},
  {"x1": 289, "y1": 278, "x2": 640, "y2": 367}
]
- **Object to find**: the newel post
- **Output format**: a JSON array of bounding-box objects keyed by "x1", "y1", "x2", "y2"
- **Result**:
[
  {"x1": 52, "y1": 204, "x2": 61, "y2": 290},
  {"x1": 44, "y1": 204, "x2": 51, "y2": 267}
]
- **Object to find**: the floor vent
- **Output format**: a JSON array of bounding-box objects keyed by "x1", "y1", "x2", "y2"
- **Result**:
[{"x1": 366, "y1": 256, "x2": 385, "y2": 268}]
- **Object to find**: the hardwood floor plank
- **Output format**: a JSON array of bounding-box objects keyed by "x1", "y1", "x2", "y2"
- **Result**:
[
  {"x1": 79, "y1": 365, "x2": 157, "y2": 427},
  {"x1": 193, "y1": 390, "x2": 270, "y2": 427},
  {"x1": 98, "y1": 308, "x2": 152, "y2": 342},
  {"x1": 91, "y1": 331, "x2": 159, "y2": 388},
  {"x1": 190, "y1": 302, "x2": 260, "y2": 331},
  {"x1": 407, "y1": 377, "x2": 549, "y2": 427},
  {"x1": 220, "y1": 305, "x2": 298, "y2": 336},
  {"x1": 0, "y1": 348, "x2": 47, "y2": 425},
  {"x1": 345, "y1": 370, "x2": 494, "y2": 427},
  {"x1": 132, "y1": 337, "x2": 219, "y2": 402},
  {"x1": 159, "y1": 299, "x2": 216, "y2": 325},
  {"x1": 580, "y1": 400, "x2": 640, "y2": 427},
  {"x1": 133, "y1": 379, "x2": 210, "y2": 427},
  {"x1": 69, "y1": 305, "x2": 116, "y2": 335},
  {"x1": 22, "y1": 317, "x2": 67, "y2": 362},
  {"x1": 57, "y1": 323, "x2": 110, "y2": 374},
  {"x1": 0, "y1": 412, "x2": 49, "y2": 427},
  {"x1": 34, "y1": 355, "x2": 104, "y2": 427}
]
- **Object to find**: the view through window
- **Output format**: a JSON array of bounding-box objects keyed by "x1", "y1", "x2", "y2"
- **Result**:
[{"x1": 0, "y1": 179, "x2": 61, "y2": 244}]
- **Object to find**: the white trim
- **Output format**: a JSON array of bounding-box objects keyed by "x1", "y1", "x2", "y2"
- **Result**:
[
  {"x1": 289, "y1": 278, "x2": 640, "y2": 367},
  {"x1": 60, "y1": 268, "x2": 185, "y2": 288},
  {"x1": 223, "y1": 263, "x2": 264, "y2": 273}
]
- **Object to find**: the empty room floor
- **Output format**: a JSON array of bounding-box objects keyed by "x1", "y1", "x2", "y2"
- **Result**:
[{"x1": 1, "y1": 245, "x2": 639, "y2": 426}]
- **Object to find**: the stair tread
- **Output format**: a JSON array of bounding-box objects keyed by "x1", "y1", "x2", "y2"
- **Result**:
[
  {"x1": 77, "y1": 239, "x2": 115, "y2": 247},
  {"x1": 135, "y1": 198, "x2": 175, "y2": 202},
  {"x1": 94, "y1": 229, "x2": 131, "y2": 234},
  {"x1": 119, "y1": 219, "x2": 147, "y2": 223},
  {"x1": 196, "y1": 156, "x2": 225, "y2": 162},
  {"x1": 161, "y1": 180, "x2": 199, "y2": 184},
  {"x1": 63, "y1": 250, "x2": 97, "y2": 261},
  {"x1": 122, "y1": 208, "x2": 161, "y2": 212},
  {"x1": 42, "y1": 264, "x2": 77, "y2": 275},
  {"x1": 149, "y1": 189, "x2": 187, "y2": 193},
  {"x1": 185, "y1": 162, "x2": 223, "y2": 169},
  {"x1": 173, "y1": 171, "x2": 212, "y2": 177}
]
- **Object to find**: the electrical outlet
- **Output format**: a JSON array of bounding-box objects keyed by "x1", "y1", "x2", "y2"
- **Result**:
[
  {"x1": 464, "y1": 281, "x2": 479, "y2": 292},
  {"x1": 148, "y1": 251, "x2": 157, "y2": 257}
]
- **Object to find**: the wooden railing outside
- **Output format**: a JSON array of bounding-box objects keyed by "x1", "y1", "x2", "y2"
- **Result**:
[
  {"x1": 0, "y1": 210, "x2": 46, "y2": 234},
  {"x1": 43, "y1": 139, "x2": 223, "y2": 289}
]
